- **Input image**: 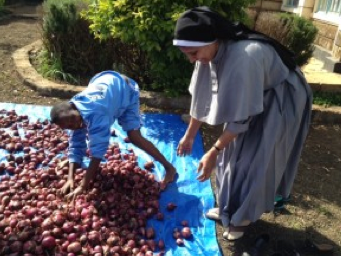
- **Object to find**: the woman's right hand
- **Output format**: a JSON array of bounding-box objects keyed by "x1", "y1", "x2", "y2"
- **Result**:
[
  {"x1": 177, "y1": 135, "x2": 194, "y2": 156},
  {"x1": 61, "y1": 179, "x2": 74, "y2": 195}
]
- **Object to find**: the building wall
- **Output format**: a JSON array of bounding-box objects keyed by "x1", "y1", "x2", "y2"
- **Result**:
[
  {"x1": 313, "y1": 20, "x2": 338, "y2": 51},
  {"x1": 333, "y1": 31, "x2": 341, "y2": 60},
  {"x1": 281, "y1": 0, "x2": 314, "y2": 17},
  {"x1": 281, "y1": 0, "x2": 341, "y2": 62},
  {"x1": 253, "y1": 0, "x2": 341, "y2": 67},
  {"x1": 252, "y1": 0, "x2": 282, "y2": 11}
]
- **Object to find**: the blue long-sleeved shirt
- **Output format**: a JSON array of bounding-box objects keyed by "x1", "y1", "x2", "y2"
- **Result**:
[{"x1": 68, "y1": 71, "x2": 141, "y2": 164}]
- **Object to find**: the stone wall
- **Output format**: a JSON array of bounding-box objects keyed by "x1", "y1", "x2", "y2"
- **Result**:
[
  {"x1": 313, "y1": 20, "x2": 338, "y2": 52},
  {"x1": 332, "y1": 31, "x2": 341, "y2": 60},
  {"x1": 252, "y1": 0, "x2": 282, "y2": 11}
]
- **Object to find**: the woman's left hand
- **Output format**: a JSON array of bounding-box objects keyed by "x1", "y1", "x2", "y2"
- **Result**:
[{"x1": 197, "y1": 148, "x2": 219, "y2": 182}]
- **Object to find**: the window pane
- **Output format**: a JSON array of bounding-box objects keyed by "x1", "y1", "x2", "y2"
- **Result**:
[
  {"x1": 318, "y1": 0, "x2": 328, "y2": 11},
  {"x1": 287, "y1": 0, "x2": 299, "y2": 6},
  {"x1": 330, "y1": 0, "x2": 341, "y2": 12}
]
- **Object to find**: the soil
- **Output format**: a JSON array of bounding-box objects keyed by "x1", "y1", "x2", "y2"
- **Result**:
[{"x1": 0, "y1": 3, "x2": 340, "y2": 256}]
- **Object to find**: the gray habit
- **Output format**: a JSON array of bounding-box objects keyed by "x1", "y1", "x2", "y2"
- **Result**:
[{"x1": 189, "y1": 40, "x2": 312, "y2": 228}]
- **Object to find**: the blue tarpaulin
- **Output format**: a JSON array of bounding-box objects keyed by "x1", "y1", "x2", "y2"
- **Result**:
[{"x1": 0, "y1": 103, "x2": 222, "y2": 256}]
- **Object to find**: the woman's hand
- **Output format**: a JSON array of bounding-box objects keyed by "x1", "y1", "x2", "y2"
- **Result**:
[
  {"x1": 197, "y1": 148, "x2": 219, "y2": 182},
  {"x1": 177, "y1": 135, "x2": 195, "y2": 156}
]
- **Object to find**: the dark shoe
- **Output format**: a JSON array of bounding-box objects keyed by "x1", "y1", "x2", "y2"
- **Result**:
[
  {"x1": 241, "y1": 233, "x2": 270, "y2": 256},
  {"x1": 274, "y1": 194, "x2": 291, "y2": 210}
]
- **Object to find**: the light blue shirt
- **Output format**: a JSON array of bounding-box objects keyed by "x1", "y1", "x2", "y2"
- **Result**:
[{"x1": 68, "y1": 71, "x2": 141, "y2": 164}]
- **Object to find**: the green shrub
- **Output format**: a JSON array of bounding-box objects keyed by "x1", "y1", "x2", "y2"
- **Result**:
[
  {"x1": 41, "y1": 0, "x2": 118, "y2": 84},
  {"x1": 254, "y1": 11, "x2": 318, "y2": 67},
  {"x1": 84, "y1": 0, "x2": 257, "y2": 95},
  {"x1": 279, "y1": 13, "x2": 318, "y2": 66}
]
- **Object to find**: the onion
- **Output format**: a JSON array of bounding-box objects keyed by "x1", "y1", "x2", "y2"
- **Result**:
[
  {"x1": 62, "y1": 222, "x2": 73, "y2": 233},
  {"x1": 23, "y1": 240, "x2": 37, "y2": 253},
  {"x1": 31, "y1": 216, "x2": 43, "y2": 227},
  {"x1": 67, "y1": 233, "x2": 78, "y2": 243},
  {"x1": 88, "y1": 231, "x2": 100, "y2": 246},
  {"x1": 67, "y1": 242, "x2": 81, "y2": 253},
  {"x1": 181, "y1": 227, "x2": 192, "y2": 239},
  {"x1": 9, "y1": 219, "x2": 18, "y2": 228},
  {"x1": 10, "y1": 241, "x2": 23, "y2": 252},
  {"x1": 0, "y1": 114, "x2": 172, "y2": 255},
  {"x1": 41, "y1": 236, "x2": 56, "y2": 249},
  {"x1": 107, "y1": 235, "x2": 120, "y2": 246}
]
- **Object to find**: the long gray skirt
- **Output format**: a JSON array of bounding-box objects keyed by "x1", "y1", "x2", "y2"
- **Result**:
[{"x1": 216, "y1": 70, "x2": 313, "y2": 228}]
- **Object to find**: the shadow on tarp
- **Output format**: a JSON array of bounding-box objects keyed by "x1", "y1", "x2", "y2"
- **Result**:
[{"x1": 0, "y1": 103, "x2": 222, "y2": 256}]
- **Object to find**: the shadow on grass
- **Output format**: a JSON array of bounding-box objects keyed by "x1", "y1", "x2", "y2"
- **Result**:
[{"x1": 217, "y1": 220, "x2": 339, "y2": 256}]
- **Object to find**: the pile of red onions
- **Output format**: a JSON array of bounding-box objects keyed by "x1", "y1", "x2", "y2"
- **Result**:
[{"x1": 0, "y1": 109, "x2": 192, "y2": 256}]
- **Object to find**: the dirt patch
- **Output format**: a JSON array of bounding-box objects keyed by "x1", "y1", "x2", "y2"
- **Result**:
[{"x1": 0, "y1": 3, "x2": 341, "y2": 256}]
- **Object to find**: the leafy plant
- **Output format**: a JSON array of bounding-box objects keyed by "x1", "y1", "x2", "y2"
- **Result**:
[
  {"x1": 280, "y1": 13, "x2": 318, "y2": 66},
  {"x1": 40, "y1": 0, "x2": 117, "y2": 84},
  {"x1": 255, "y1": 12, "x2": 318, "y2": 67},
  {"x1": 84, "y1": 0, "x2": 257, "y2": 95},
  {"x1": 36, "y1": 48, "x2": 79, "y2": 84}
]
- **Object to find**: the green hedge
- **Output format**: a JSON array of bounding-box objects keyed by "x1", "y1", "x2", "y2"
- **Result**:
[
  {"x1": 84, "y1": 0, "x2": 257, "y2": 95},
  {"x1": 40, "y1": 0, "x2": 119, "y2": 84},
  {"x1": 40, "y1": 1, "x2": 317, "y2": 96},
  {"x1": 254, "y1": 11, "x2": 318, "y2": 67},
  {"x1": 279, "y1": 13, "x2": 318, "y2": 66}
]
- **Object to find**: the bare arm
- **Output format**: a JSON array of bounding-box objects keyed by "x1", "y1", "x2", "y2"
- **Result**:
[
  {"x1": 128, "y1": 129, "x2": 176, "y2": 185},
  {"x1": 80, "y1": 157, "x2": 102, "y2": 190},
  {"x1": 128, "y1": 130, "x2": 172, "y2": 168},
  {"x1": 65, "y1": 157, "x2": 101, "y2": 200},
  {"x1": 60, "y1": 161, "x2": 80, "y2": 195},
  {"x1": 177, "y1": 116, "x2": 203, "y2": 156},
  {"x1": 197, "y1": 129, "x2": 238, "y2": 181}
]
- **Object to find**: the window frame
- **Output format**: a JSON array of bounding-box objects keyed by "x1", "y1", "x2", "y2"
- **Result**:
[{"x1": 285, "y1": 0, "x2": 300, "y2": 7}]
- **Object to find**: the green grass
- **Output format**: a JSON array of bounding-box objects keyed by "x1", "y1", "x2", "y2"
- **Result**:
[
  {"x1": 35, "y1": 48, "x2": 79, "y2": 85},
  {"x1": 313, "y1": 91, "x2": 341, "y2": 107}
]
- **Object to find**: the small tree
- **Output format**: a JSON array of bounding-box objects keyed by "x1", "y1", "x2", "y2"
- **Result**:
[
  {"x1": 84, "y1": 0, "x2": 257, "y2": 95},
  {"x1": 280, "y1": 13, "x2": 318, "y2": 66},
  {"x1": 254, "y1": 11, "x2": 318, "y2": 67}
]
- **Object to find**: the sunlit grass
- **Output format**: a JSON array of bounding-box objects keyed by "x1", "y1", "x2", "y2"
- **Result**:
[
  {"x1": 313, "y1": 91, "x2": 341, "y2": 107},
  {"x1": 35, "y1": 48, "x2": 78, "y2": 85}
]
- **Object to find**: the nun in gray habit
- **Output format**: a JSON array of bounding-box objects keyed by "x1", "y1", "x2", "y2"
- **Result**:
[{"x1": 174, "y1": 6, "x2": 312, "y2": 240}]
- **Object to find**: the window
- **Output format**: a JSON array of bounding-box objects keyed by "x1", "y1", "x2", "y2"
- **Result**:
[
  {"x1": 314, "y1": 0, "x2": 341, "y2": 24},
  {"x1": 286, "y1": 0, "x2": 299, "y2": 6},
  {"x1": 317, "y1": 0, "x2": 341, "y2": 14}
]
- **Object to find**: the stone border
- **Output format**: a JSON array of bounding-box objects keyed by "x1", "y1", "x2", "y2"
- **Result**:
[{"x1": 12, "y1": 40, "x2": 341, "y2": 124}]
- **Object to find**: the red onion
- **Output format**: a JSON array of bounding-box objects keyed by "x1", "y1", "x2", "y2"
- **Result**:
[
  {"x1": 181, "y1": 227, "x2": 192, "y2": 239},
  {"x1": 23, "y1": 240, "x2": 37, "y2": 253},
  {"x1": 67, "y1": 242, "x2": 81, "y2": 253},
  {"x1": 10, "y1": 241, "x2": 23, "y2": 252},
  {"x1": 62, "y1": 222, "x2": 73, "y2": 233},
  {"x1": 41, "y1": 236, "x2": 56, "y2": 249}
]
